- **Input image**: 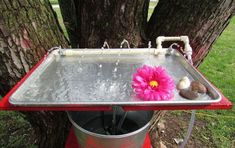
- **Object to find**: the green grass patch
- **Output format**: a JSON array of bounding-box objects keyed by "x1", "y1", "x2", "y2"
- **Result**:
[
  {"x1": 49, "y1": 0, "x2": 58, "y2": 5},
  {"x1": 198, "y1": 16, "x2": 235, "y2": 147},
  {"x1": 53, "y1": 7, "x2": 68, "y2": 39},
  {"x1": 149, "y1": 1, "x2": 158, "y2": 8},
  {"x1": 148, "y1": 1, "x2": 158, "y2": 20}
]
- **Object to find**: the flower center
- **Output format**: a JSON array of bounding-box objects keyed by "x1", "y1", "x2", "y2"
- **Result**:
[{"x1": 149, "y1": 80, "x2": 159, "y2": 87}]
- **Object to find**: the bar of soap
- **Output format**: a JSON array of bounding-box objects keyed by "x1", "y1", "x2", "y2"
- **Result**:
[
  {"x1": 191, "y1": 81, "x2": 207, "y2": 93},
  {"x1": 177, "y1": 76, "x2": 191, "y2": 90},
  {"x1": 179, "y1": 89, "x2": 199, "y2": 100}
]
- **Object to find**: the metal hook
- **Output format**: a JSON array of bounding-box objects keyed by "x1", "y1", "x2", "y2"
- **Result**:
[
  {"x1": 58, "y1": 46, "x2": 65, "y2": 56},
  {"x1": 169, "y1": 43, "x2": 180, "y2": 50},
  {"x1": 168, "y1": 43, "x2": 179, "y2": 54},
  {"x1": 48, "y1": 46, "x2": 61, "y2": 54},
  {"x1": 120, "y1": 39, "x2": 130, "y2": 48},
  {"x1": 101, "y1": 41, "x2": 110, "y2": 49},
  {"x1": 169, "y1": 43, "x2": 193, "y2": 65}
]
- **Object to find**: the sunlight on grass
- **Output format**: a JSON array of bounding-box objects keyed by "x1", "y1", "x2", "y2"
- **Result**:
[
  {"x1": 199, "y1": 17, "x2": 235, "y2": 147},
  {"x1": 49, "y1": 0, "x2": 58, "y2": 5},
  {"x1": 53, "y1": 7, "x2": 68, "y2": 39},
  {"x1": 148, "y1": 1, "x2": 158, "y2": 20},
  {"x1": 0, "y1": 1, "x2": 233, "y2": 147}
]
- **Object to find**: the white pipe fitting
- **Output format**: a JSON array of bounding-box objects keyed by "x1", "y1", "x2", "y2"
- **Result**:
[{"x1": 156, "y1": 36, "x2": 193, "y2": 64}]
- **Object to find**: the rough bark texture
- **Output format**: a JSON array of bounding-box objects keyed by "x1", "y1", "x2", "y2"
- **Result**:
[
  {"x1": 0, "y1": 0, "x2": 69, "y2": 147},
  {"x1": 59, "y1": 0, "x2": 150, "y2": 48},
  {"x1": 0, "y1": 0, "x2": 67, "y2": 94},
  {"x1": 146, "y1": 1, "x2": 234, "y2": 146},
  {"x1": 147, "y1": 0, "x2": 235, "y2": 67},
  {"x1": 58, "y1": 0, "x2": 80, "y2": 48},
  {"x1": 1, "y1": 0, "x2": 235, "y2": 147}
]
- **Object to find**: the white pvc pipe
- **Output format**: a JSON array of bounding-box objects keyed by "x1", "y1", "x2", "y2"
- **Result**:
[
  {"x1": 156, "y1": 36, "x2": 192, "y2": 63},
  {"x1": 57, "y1": 48, "x2": 157, "y2": 56},
  {"x1": 156, "y1": 36, "x2": 189, "y2": 49}
]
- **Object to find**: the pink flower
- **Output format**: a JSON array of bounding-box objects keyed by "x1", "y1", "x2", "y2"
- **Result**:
[{"x1": 132, "y1": 65, "x2": 175, "y2": 101}]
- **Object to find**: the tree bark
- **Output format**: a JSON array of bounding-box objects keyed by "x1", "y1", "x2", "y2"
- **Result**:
[
  {"x1": 58, "y1": 0, "x2": 80, "y2": 48},
  {"x1": 59, "y1": 0, "x2": 150, "y2": 48},
  {"x1": 1, "y1": 0, "x2": 235, "y2": 147},
  {"x1": 147, "y1": 1, "x2": 234, "y2": 146},
  {"x1": 147, "y1": 0, "x2": 235, "y2": 66},
  {"x1": 0, "y1": 0, "x2": 69, "y2": 147}
]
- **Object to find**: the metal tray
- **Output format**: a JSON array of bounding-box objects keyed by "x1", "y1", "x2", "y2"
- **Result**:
[{"x1": 9, "y1": 48, "x2": 221, "y2": 106}]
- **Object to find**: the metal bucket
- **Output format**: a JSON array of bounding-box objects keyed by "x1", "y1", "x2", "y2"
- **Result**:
[{"x1": 67, "y1": 109, "x2": 153, "y2": 148}]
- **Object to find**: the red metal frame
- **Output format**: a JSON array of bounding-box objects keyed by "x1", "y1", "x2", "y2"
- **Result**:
[{"x1": 0, "y1": 52, "x2": 232, "y2": 111}]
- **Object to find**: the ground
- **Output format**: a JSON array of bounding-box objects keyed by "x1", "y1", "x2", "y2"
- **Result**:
[
  {"x1": 0, "y1": 111, "x2": 36, "y2": 148},
  {"x1": 150, "y1": 111, "x2": 218, "y2": 148}
]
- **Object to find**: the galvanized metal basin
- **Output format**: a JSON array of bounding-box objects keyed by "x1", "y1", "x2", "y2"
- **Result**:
[{"x1": 67, "y1": 109, "x2": 153, "y2": 148}]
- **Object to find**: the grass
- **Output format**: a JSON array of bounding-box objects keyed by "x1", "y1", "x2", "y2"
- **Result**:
[
  {"x1": 0, "y1": 1, "x2": 234, "y2": 147},
  {"x1": 52, "y1": 3, "x2": 235, "y2": 146},
  {"x1": 148, "y1": 2, "x2": 158, "y2": 20},
  {"x1": 49, "y1": 0, "x2": 58, "y2": 5},
  {"x1": 198, "y1": 17, "x2": 235, "y2": 147},
  {"x1": 53, "y1": 7, "x2": 68, "y2": 39}
]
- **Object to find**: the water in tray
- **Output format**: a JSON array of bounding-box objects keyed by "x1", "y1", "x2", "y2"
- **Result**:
[
  {"x1": 12, "y1": 51, "x2": 214, "y2": 104},
  {"x1": 16, "y1": 54, "x2": 154, "y2": 103}
]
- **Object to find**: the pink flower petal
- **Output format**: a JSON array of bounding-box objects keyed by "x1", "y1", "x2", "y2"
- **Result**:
[
  {"x1": 132, "y1": 65, "x2": 175, "y2": 101},
  {"x1": 134, "y1": 75, "x2": 145, "y2": 83}
]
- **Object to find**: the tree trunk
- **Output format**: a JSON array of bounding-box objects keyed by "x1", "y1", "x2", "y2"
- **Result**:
[
  {"x1": 1, "y1": 0, "x2": 235, "y2": 147},
  {"x1": 147, "y1": 1, "x2": 234, "y2": 146},
  {"x1": 147, "y1": 0, "x2": 235, "y2": 66},
  {"x1": 59, "y1": 0, "x2": 150, "y2": 48},
  {"x1": 58, "y1": 0, "x2": 80, "y2": 48},
  {"x1": 0, "y1": 0, "x2": 69, "y2": 147}
]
